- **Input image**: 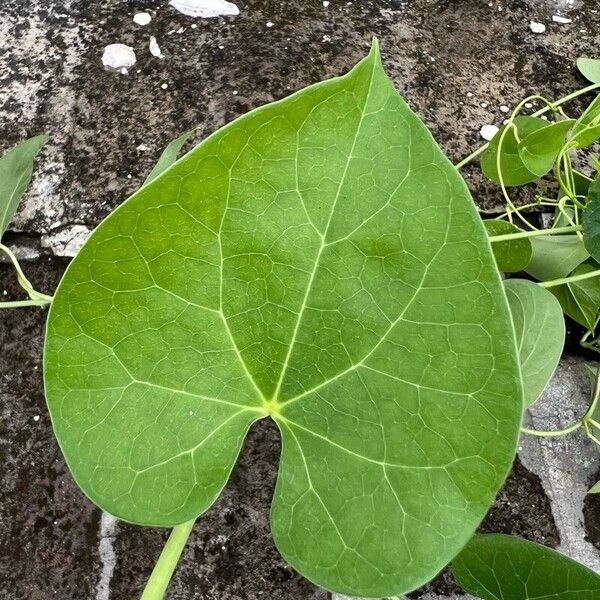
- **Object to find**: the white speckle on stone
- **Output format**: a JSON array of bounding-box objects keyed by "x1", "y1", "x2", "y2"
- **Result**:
[
  {"x1": 480, "y1": 101, "x2": 488, "y2": 108},
  {"x1": 466, "y1": 91, "x2": 473, "y2": 98},
  {"x1": 529, "y1": 20, "x2": 546, "y2": 33},
  {"x1": 33, "y1": 415, "x2": 40, "y2": 422},
  {"x1": 161, "y1": 83, "x2": 168, "y2": 89},
  {"x1": 95, "y1": 513, "x2": 118, "y2": 600},
  {"x1": 480, "y1": 124, "x2": 499, "y2": 141},
  {"x1": 136, "y1": 143, "x2": 149, "y2": 152},
  {"x1": 169, "y1": 0, "x2": 239, "y2": 18},
  {"x1": 133, "y1": 12, "x2": 152, "y2": 26},
  {"x1": 323, "y1": 0, "x2": 330, "y2": 6},
  {"x1": 500, "y1": 104, "x2": 510, "y2": 113},
  {"x1": 149, "y1": 36, "x2": 164, "y2": 58},
  {"x1": 323, "y1": 34, "x2": 332, "y2": 42},
  {"x1": 525, "y1": 102, "x2": 533, "y2": 109},
  {"x1": 552, "y1": 14, "x2": 572, "y2": 24},
  {"x1": 266, "y1": 21, "x2": 274, "y2": 27},
  {"x1": 41, "y1": 225, "x2": 91, "y2": 258},
  {"x1": 232, "y1": 90, "x2": 238, "y2": 95},
  {"x1": 101, "y1": 44, "x2": 136, "y2": 73}
]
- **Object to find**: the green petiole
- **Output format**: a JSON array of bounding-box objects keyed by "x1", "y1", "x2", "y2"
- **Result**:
[{"x1": 488, "y1": 225, "x2": 581, "y2": 243}]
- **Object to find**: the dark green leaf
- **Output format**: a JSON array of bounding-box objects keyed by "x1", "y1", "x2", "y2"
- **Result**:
[
  {"x1": 452, "y1": 534, "x2": 600, "y2": 599},
  {"x1": 484, "y1": 220, "x2": 532, "y2": 272},
  {"x1": 573, "y1": 96, "x2": 600, "y2": 145},
  {"x1": 43, "y1": 43, "x2": 523, "y2": 597},
  {"x1": 144, "y1": 130, "x2": 194, "y2": 184},
  {"x1": 518, "y1": 119, "x2": 574, "y2": 177},
  {"x1": 583, "y1": 177, "x2": 600, "y2": 263},
  {"x1": 526, "y1": 235, "x2": 589, "y2": 281},
  {"x1": 0, "y1": 135, "x2": 49, "y2": 237},
  {"x1": 481, "y1": 116, "x2": 549, "y2": 186},
  {"x1": 578, "y1": 58, "x2": 600, "y2": 83},
  {"x1": 550, "y1": 260, "x2": 600, "y2": 329},
  {"x1": 504, "y1": 279, "x2": 564, "y2": 407}
]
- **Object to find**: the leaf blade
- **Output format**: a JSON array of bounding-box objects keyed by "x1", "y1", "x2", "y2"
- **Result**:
[
  {"x1": 144, "y1": 130, "x2": 194, "y2": 184},
  {"x1": 0, "y1": 135, "x2": 49, "y2": 237}
]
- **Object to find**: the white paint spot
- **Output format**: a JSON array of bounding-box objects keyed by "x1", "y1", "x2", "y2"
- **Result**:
[
  {"x1": 553, "y1": 14, "x2": 572, "y2": 24},
  {"x1": 266, "y1": 21, "x2": 274, "y2": 27},
  {"x1": 500, "y1": 104, "x2": 510, "y2": 113},
  {"x1": 101, "y1": 44, "x2": 136, "y2": 73},
  {"x1": 33, "y1": 415, "x2": 40, "y2": 422},
  {"x1": 169, "y1": 0, "x2": 239, "y2": 18},
  {"x1": 480, "y1": 124, "x2": 499, "y2": 141},
  {"x1": 137, "y1": 143, "x2": 149, "y2": 152},
  {"x1": 149, "y1": 36, "x2": 164, "y2": 58},
  {"x1": 323, "y1": 0, "x2": 330, "y2": 6},
  {"x1": 133, "y1": 12, "x2": 152, "y2": 26},
  {"x1": 95, "y1": 513, "x2": 118, "y2": 600},
  {"x1": 529, "y1": 20, "x2": 546, "y2": 33},
  {"x1": 161, "y1": 83, "x2": 169, "y2": 89},
  {"x1": 323, "y1": 34, "x2": 332, "y2": 42}
]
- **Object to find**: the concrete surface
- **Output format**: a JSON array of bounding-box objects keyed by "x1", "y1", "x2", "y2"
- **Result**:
[{"x1": 2, "y1": 0, "x2": 600, "y2": 599}]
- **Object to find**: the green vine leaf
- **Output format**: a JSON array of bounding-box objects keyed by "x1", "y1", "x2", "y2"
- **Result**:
[
  {"x1": 452, "y1": 534, "x2": 600, "y2": 599},
  {"x1": 577, "y1": 57, "x2": 600, "y2": 83},
  {"x1": 504, "y1": 280, "x2": 564, "y2": 407},
  {"x1": 517, "y1": 119, "x2": 574, "y2": 178},
  {"x1": 526, "y1": 235, "x2": 589, "y2": 281},
  {"x1": 481, "y1": 116, "x2": 549, "y2": 186},
  {"x1": 0, "y1": 135, "x2": 49, "y2": 237},
  {"x1": 483, "y1": 220, "x2": 532, "y2": 273},
  {"x1": 144, "y1": 130, "x2": 194, "y2": 184},
  {"x1": 43, "y1": 42, "x2": 523, "y2": 597},
  {"x1": 573, "y1": 95, "x2": 600, "y2": 145},
  {"x1": 550, "y1": 260, "x2": 600, "y2": 330},
  {"x1": 583, "y1": 175, "x2": 600, "y2": 263}
]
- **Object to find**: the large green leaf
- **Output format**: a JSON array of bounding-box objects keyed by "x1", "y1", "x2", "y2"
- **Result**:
[
  {"x1": 43, "y1": 43, "x2": 522, "y2": 597},
  {"x1": 584, "y1": 175, "x2": 600, "y2": 263},
  {"x1": 484, "y1": 220, "x2": 532, "y2": 273},
  {"x1": 517, "y1": 119, "x2": 574, "y2": 178},
  {"x1": 504, "y1": 279, "x2": 564, "y2": 407},
  {"x1": 0, "y1": 135, "x2": 49, "y2": 237},
  {"x1": 578, "y1": 57, "x2": 600, "y2": 83},
  {"x1": 550, "y1": 260, "x2": 600, "y2": 330},
  {"x1": 481, "y1": 116, "x2": 549, "y2": 186},
  {"x1": 525, "y1": 234, "x2": 589, "y2": 281},
  {"x1": 452, "y1": 534, "x2": 600, "y2": 599}
]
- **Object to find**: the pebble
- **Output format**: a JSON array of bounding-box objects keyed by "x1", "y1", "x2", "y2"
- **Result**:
[
  {"x1": 480, "y1": 124, "x2": 500, "y2": 141},
  {"x1": 529, "y1": 21, "x2": 546, "y2": 34},
  {"x1": 500, "y1": 105, "x2": 510, "y2": 113},
  {"x1": 149, "y1": 36, "x2": 164, "y2": 58},
  {"x1": 133, "y1": 12, "x2": 152, "y2": 26},
  {"x1": 101, "y1": 44, "x2": 136, "y2": 73},
  {"x1": 552, "y1": 15, "x2": 572, "y2": 24}
]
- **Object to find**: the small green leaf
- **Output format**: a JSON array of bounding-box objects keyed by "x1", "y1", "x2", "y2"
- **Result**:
[
  {"x1": 144, "y1": 130, "x2": 194, "y2": 184},
  {"x1": 572, "y1": 123, "x2": 600, "y2": 149},
  {"x1": 452, "y1": 534, "x2": 600, "y2": 599},
  {"x1": 589, "y1": 480, "x2": 600, "y2": 494},
  {"x1": 578, "y1": 57, "x2": 600, "y2": 83},
  {"x1": 481, "y1": 116, "x2": 549, "y2": 186},
  {"x1": 550, "y1": 260, "x2": 600, "y2": 329},
  {"x1": 573, "y1": 95, "x2": 600, "y2": 144},
  {"x1": 583, "y1": 177, "x2": 600, "y2": 263},
  {"x1": 504, "y1": 279, "x2": 564, "y2": 407},
  {"x1": 518, "y1": 119, "x2": 575, "y2": 177},
  {"x1": 0, "y1": 135, "x2": 49, "y2": 237},
  {"x1": 43, "y1": 42, "x2": 523, "y2": 597},
  {"x1": 483, "y1": 220, "x2": 532, "y2": 272},
  {"x1": 526, "y1": 235, "x2": 589, "y2": 281}
]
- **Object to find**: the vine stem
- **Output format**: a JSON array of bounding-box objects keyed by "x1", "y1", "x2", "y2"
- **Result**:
[
  {"x1": 520, "y1": 422, "x2": 582, "y2": 437},
  {"x1": 140, "y1": 519, "x2": 196, "y2": 600},
  {"x1": 0, "y1": 242, "x2": 53, "y2": 303},
  {"x1": 488, "y1": 225, "x2": 580, "y2": 242},
  {"x1": 0, "y1": 298, "x2": 51, "y2": 308},
  {"x1": 538, "y1": 268, "x2": 600, "y2": 289},
  {"x1": 455, "y1": 81, "x2": 600, "y2": 169}
]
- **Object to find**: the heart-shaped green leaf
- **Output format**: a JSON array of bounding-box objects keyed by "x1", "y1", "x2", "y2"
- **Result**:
[
  {"x1": 481, "y1": 116, "x2": 549, "y2": 186},
  {"x1": 452, "y1": 534, "x2": 600, "y2": 599},
  {"x1": 483, "y1": 220, "x2": 532, "y2": 273},
  {"x1": 578, "y1": 57, "x2": 600, "y2": 83},
  {"x1": 583, "y1": 176, "x2": 600, "y2": 263},
  {"x1": 517, "y1": 119, "x2": 574, "y2": 178},
  {"x1": 504, "y1": 279, "x2": 564, "y2": 407},
  {"x1": 43, "y1": 42, "x2": 522, "y2": 597},
  {"x1": 0, "y1": 135, "x2": 49, "y2": 237},
  {"x1": 526, "y1": 235, "x2": 589, "y2": 281},
  {"x1": 550, "y1": 260, "x2": 600, "y2": 330}
]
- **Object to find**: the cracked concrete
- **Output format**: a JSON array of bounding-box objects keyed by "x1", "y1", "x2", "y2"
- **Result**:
[{"x1": 2, "y1": 0, "x2": 600, "y2": 599}]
